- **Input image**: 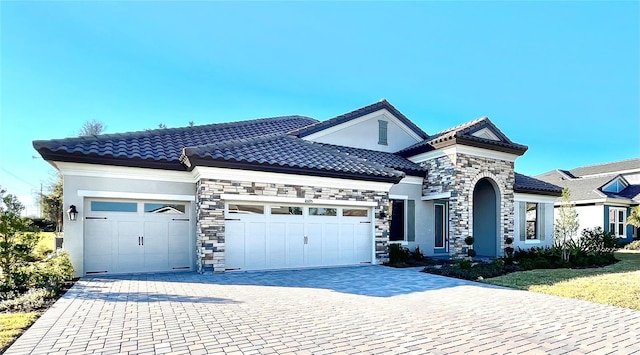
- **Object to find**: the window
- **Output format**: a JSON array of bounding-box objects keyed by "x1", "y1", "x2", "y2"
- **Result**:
[
  {"x1": 609, "y1": 207, "x2": 626, "y2": 238},
  {"x1": 603, "y1": 179, "x2": 628, "y2": 193},
  {"x1": 228, "y1": 204, "x2": 264, "y2": 214},
  {"x1": 91, "y1": 201, "x2": 137, "y2": 212},
  {"x1": 144, "y1": 203, "x2": 186, "y2": 214},
  {"x1": 309, "y1": 207, "x2": 337, "y2": 216},
  {"x1": 389, "y1": 200, "x2": 405, "y2": 241},
  {"x1": 343, "y1": 209, "x2": 368, "y2": 217},
  {"x1": 434, "y1": 203, "x2": 446, "y2": 248},
  {"x1": 378, "y1": 120, "x2": 388, "y2": 145},
  {"x1": 526, "y1": 202, "x2": 538, "y2": 240},
  {"x1": 271, "y1": 206, "x2": 302, "y2": 215}
]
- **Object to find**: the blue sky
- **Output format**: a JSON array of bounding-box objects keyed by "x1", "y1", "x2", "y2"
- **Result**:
[{"x1": 1, "y1": 1, "x2": 638, "y2": 215}]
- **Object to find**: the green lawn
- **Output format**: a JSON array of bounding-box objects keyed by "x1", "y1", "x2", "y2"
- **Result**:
[
  {"x1": 0, "y1": 313, "x2": 38, "y2": 350},
  {"x1": 485, "y1": 252, "x2": 640, "y2": 310}
]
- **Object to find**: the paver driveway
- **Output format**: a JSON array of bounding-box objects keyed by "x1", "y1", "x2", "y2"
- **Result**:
[{"x1": 6, "y1": 266, "x2": 640, "y2": 355}]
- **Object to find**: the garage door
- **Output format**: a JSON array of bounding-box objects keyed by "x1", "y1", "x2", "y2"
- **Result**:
[
  {"x1": 225, "y1": 203, "x2": 372, "y2": 271},
  {"x1": 84, "y1": 199, "x2": 192, "y2": 275}
]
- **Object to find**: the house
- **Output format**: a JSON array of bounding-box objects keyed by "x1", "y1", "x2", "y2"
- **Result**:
[
  {"x1": 537, "y1": 159, "x2": 640, "y2": 242},
  {"x1": 33, "y1": 100, "x2": 562, "y2": 276}
]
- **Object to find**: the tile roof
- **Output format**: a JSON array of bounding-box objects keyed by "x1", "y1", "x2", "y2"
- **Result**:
[
  {"x1": 568, "y1": 158, "x2": 640, "y2": 177},
  {"x1": 289, "y1": 99, "x2": 429, "y2": 140},
  {"x1": 535, "y1": 170, "x2": 639, "y2": 202},
  {"x1": 33, "y1": 116, "x2": 318, "y2": 170},
  {"x1": 397, "y1": 117, "x2": 528, "y2": 157},
  {"x1": 513, "y1": 173, "x2": 563, "y2": 196},
  {"x1": 316, "y1": 143, "x2": 425, "y2": 177},
  {"x1": 181, "y1": 134, "x2": 405, "y2": 182}
]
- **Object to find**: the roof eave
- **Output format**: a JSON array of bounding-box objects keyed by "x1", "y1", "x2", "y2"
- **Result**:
[
  {"x1": 513, "y1": 187, "x2": 563, "y2": 197},
  {"x1": 36, "y1": 149, "x2": 187, "y2": 171},
  {"x1": 186, "y1": 156, "x2": 404, "y2": 184}
]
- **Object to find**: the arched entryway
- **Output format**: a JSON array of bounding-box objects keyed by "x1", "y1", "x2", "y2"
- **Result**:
[{"x1": 472, "y1": 178, "x2": 499, "y2": 257}]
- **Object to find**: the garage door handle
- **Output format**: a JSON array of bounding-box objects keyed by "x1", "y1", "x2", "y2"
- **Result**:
[
  {"x1": 141, "y1": 236, "x2": 144, "y2": 246},
  {"x1": 86, "y1": 217, "x2": 107, "y2": 220},
  {"x1": 138, "y1": 237, "x2": 141, "y2": 246},
  {"x1": 360, "y1": 221, "x2": 371, "y2": 224},
  {"x1": 172, "y1": 218, "x2": 190, "y2": 221}
]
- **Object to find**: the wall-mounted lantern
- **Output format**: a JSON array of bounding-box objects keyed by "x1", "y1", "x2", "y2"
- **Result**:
[{"x1": 67, "y1": 205, "x2": 79, "y2": 221}]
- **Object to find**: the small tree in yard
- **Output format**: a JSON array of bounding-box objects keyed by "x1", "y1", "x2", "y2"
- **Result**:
[
  {"x1": 554, "y1": 188, "x2": 580, "y2": 262},
  {"x1": 627, "y1": 206, "x2": 640, "y2": 228},
  {"x1": 0, "y1": 187, "x2": 39, "y2": 292}
]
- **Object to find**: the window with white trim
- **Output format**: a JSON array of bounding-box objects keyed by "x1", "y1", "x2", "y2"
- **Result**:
[{"x1": 609, "y1": 207, "x2": 626, "y2": 238}]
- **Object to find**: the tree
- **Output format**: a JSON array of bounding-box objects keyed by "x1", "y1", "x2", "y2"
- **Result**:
[
  {"x1": 627, "y1": 206, "x2": 640, "y2": 228},
  {"x1": 0, "y1": 187, "x2": 39, "y2": 291},
  {"x1": 40, "y1": 120, "x2": 106, "y2": 230},
  {"x1": 39, "y1": 174, "x2": 63, "y2": 233},
  {"x1": 77, "y1": 119, "x2": 106, "y2": 136},
  {"x1": 554, "y1": 188, "x2": 580, "y2": 262}
]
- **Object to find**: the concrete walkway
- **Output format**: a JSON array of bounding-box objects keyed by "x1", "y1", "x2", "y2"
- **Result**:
[{"x1": 6, "y1": 266, "x2": 640, "y2": 354}]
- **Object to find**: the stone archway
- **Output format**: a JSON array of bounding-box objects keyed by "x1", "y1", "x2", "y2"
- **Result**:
[{"x1": 472, "y1": 178, "x2": 499, "y2": 257}]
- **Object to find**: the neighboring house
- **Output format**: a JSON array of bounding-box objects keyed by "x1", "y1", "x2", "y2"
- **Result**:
[
  {"x1": 537, "y1": 159, "x2": 640, "y2": 243},
  {"x1": 33, "y1": 100, "x2": 562, "y2": 276}
]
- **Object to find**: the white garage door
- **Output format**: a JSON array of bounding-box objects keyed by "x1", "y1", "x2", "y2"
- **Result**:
[
  {"x1": 84, "y1": 199, "x2": 192, "y2": 275},
  {"x1": 225, "y1": 203, "x2": 373, "y2": 271}
]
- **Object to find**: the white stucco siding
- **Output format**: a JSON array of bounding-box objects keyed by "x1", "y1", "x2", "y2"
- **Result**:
[
  {"x1": 389, "y1": 181, "x2": 436, "y2": 255},
  {"x1": 570, "y1": 205, "x2": 604, "y2": 236},
  {"x1": 513, "y1": 194, "x2": 556, "y2": 251},
  {"x1": 61, "y1": 170, "x2": 196, "y2": 277},
  {"x1": 304, "y1": 111, "x2": 422, "y2": 153}
]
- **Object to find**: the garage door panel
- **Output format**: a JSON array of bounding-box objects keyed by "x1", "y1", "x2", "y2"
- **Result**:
[
  {"x1": 85, "y1": 220, "x2": 113, "y2": 273},
  {"x1": 169, "y1": 221, "x2": 190, "y2": 269},
  {"x1": 339, "y1": 224, "x2": 356, "y2": 263},
  {"x1": 84, "y1": 200, "x2": 191, "y2": 275},
  {"x1": 225, "y1": 205, "x2": 372, "y2": 271},
  {"x1": 286, "y1": 223, "x2": 304, "y2": 267},
  {"x1": 225, "y1": 222, "x2": 245, "y2": 269},
  {"x1": 322, "y1": 223, "x2": 340, "y2": 265},
  {"x1": 354, "y1": 223, "x2": 372, "y2": 262},
  {"x1": 244, "y1": 222, "x2": 267, "y2": 269}
]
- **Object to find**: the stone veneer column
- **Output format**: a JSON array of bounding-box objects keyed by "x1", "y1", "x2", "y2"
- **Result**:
[
  {"x1": 196, "y1": 178, "x2": 390, "y2": 273},
  {"x1": 419, "y1": 152, "x2": 515, "y2": 258}
]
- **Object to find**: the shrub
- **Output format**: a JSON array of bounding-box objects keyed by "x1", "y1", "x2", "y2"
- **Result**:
[
  {"x1": 388, "y1": 243, "x2": 410, "y2": 264},
  {"x1": 457, "y1": 259, "x2": 472, "y2": 269},
  {"x1": 504, "y1": 237, "x2": 514, "y2": 245},
  {"x1": 464, "y1": 237, "x2": 474, "y2": 245},
  {"x1": 412, "y1": 246, "x2": 425, "y2": 261},
  {"x1": 624, "y1": 240, "x2": 640, "y2": 250},
  {"x1": 579, "y1": 227, "x2": 619, "y2": 256},
  {"x1": 467, "y1": 249, "x2": 477, "y2": 257},
  {"x1": 0, "y1": 288, "x2": 54, "y2": 312},
  {"x1": 28, "y1": 252, "x2": 74, "y2": 293}
]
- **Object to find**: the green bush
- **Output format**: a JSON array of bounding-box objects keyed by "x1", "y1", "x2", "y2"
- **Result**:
[
  {"x1": 388, "y1": 243, "x2": 410, "y2": 264},
  {"x1": 624, "y1": 240, "x2": 640, "y2": 250},
  {"x1": 28, "y1": 252, "x2": 74, "y2": 293},
  {"x1": 412, "y1": 246, "x2": 425, "y2": 261},
  {"x1": 0, "y1": 288, "x2": 54, "y2": 312}
]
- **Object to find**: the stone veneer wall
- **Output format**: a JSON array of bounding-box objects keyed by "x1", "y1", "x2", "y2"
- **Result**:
[
  {"x1": 196, "y1": 178, "x2": 390, "y2": 273},
  {"x1": 419, "y1": 152, "x2": 515, "y2": 258}
]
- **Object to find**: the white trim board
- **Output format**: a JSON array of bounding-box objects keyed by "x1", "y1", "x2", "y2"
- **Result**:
[
  {"x1": 78, "y1": 190, "x2": 196, "y2": 202},
  {"x1": 194, "y1": 166, "x2": 394, "y2": 192},
  {"x1": 513, "y1": 193, "x2": 558, "y2": 203},
  {"x1": 301, "y1": 108, "x2": 424, "y2": 142},
  {"x1": 408, "y1": 144, "x2": 519, "y2": 164},
  {"x1": 56, "y1": 162, "x2": 195, "y2": 183},
  {"x1": 421, "y1": 192, "x2": 451, "y2": 200},
  {"x1": 221, "y1": 194, "x2": 377, "y2": 207}
]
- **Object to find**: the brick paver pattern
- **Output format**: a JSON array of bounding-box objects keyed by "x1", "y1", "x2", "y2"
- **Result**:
[{"x1": 6, "y1": 266, "x2": 640, "y2": 354}]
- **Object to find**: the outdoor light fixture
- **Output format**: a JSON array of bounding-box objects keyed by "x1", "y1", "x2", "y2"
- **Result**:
[{"x1": 67, "y1": 205, "x2": 79, "y2": 221}]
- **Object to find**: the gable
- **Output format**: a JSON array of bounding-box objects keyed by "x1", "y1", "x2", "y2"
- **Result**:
[
  {"x1": 470, "y1": 127, "x2": 500, "y2": 141},
  {"x1": 301, "y1": 109, "x2": 424, "y2": 153},
  {"x1": 602, "y1": 176, "x2": 629, "y2": 194}
]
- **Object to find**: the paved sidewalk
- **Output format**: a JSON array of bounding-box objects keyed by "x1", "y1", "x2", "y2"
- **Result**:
[{"x1": 6, "y1": 266, "x2": 640, "y2": 354}]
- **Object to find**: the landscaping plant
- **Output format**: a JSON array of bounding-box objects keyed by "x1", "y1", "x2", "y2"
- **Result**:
[{"x1": 554, "y1": 188, "x2": 580, "y2": 262}]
